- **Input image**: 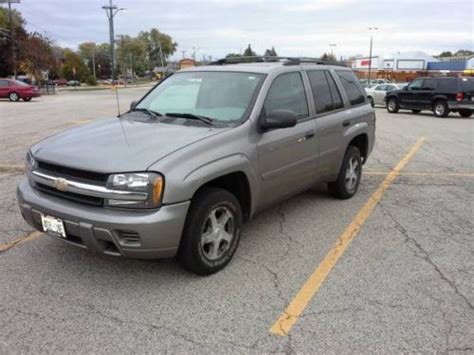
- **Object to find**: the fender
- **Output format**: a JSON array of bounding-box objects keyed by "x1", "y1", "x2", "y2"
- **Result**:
[{"x1": 163, "y1": 153, "x2": 260, "y2": 217}]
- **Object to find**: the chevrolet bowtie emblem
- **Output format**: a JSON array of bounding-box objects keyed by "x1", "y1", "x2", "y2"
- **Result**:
[{"x1": 53, "y1": 178, "x2": 68, "y2": 192}]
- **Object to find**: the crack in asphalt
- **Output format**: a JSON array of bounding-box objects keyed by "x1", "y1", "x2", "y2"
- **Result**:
[{"x1": 379, "y1": 203, "x2": 474, "y2": 311}]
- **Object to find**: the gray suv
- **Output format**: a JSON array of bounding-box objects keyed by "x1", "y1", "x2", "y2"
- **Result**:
[{"x1": 17, "y1": 57, "x2": 375, "y2": 275}]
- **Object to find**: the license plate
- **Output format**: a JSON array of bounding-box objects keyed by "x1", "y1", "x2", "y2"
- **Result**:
[{"x1": 41, "y1": 214, "x2": 66, "y2": 238}]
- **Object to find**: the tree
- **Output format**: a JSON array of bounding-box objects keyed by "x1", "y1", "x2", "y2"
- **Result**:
[
  {"x1": 321, "y1": 52, "x2": 337, "y2": 63},
  {"x1": 61, "y1": 49, "x2": 90, "y2": 81},
  {"x1": 138, "y1": 28, "x2": 177, "y2": 69},
  {"x1": 243, "y1": 44, "x2": 256, "y2": 57},
  {"x1": 438, "y1": 51, "x2": 453, "y2": 58},
  {"x1": 264, "y1": 46, "x2": 277, "y2": 57},
  {"x1": 19, "y1": 32, "x2": 57, "y2": 79},
  {"x1": 0, "y1": 7, "x2": 27, "y2": 77}
]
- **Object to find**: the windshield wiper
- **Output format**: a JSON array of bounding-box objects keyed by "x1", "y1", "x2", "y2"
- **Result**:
[
  {"x1": 129, "y1": 107, "x2": 162, "y2": 119},
  {"x1": 165, "y1": 112, "x2": 215, "y2": 126}
]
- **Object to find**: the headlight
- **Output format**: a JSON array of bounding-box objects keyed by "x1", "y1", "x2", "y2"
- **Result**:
[
  {"x1": 25, "y1": 152, "x2": 37, "y2": 174},
  {"x1": 104, "y1": 172, "x2": 164, "y2": 209}
]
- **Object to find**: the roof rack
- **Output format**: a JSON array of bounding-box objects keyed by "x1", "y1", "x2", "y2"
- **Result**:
[{"x1": 209, "y1": 56, "x2": 346, "y2": 67}]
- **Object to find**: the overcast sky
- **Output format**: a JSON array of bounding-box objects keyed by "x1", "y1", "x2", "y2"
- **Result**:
[{"x1": 7, "y1": 0, "x2": 474, "y2": 60}]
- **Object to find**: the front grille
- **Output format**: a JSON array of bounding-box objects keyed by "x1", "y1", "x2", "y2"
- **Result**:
[
  {"x1": 36, "y1": 183, "x2": 103, "y2": 206},
  {"x1": 37, "y1": 161, "x2": 108, "y2": 185}
]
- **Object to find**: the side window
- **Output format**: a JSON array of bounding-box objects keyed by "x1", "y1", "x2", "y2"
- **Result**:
[
  {"x1": 407, "y1": 79, "x2": 423, "y2": 91},
  {"x1": 0, "y1": 80, "x2": 9, "y2": 87},
  {"x1": 376, "y1": 85, "x2": 386, "y2": 91},
  {"x1": 307, "y1": 71, "x2": 333, "y2": 114},
  {"x1": 437, "y1": 79, "x2": 458, "y2": 92},
  {"x1": 336, "y1": 70, "x2": 366, "y2": 106},
  {"x1": 263, "y1": 72, "x2": 309, "y2": 119},
  {"x1": 325, "y1": 71, "x2": 344, "y2": 110},
  {"x1": 422, "y1": 79, "x2": 436, "y2": 90}
]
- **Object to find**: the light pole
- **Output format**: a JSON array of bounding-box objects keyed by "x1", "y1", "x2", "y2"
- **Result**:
[
  {"x1": 367, "y1": 27, "x2": 378, "y2": 86},
  {"x1": 329, "y1": 43, "x2": 336, "y2": 58},
  {"x1": 102, "y1": 0, "x2": 125, "y2": 82}
]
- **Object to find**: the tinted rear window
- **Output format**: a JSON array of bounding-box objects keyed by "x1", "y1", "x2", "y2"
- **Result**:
[
  {"x1": 307, "y1": 71, "x2": 334, "y2": 114},
  {"x1": 336, "y1": 70, "x2": 366, "y2": 106},
  {"x1": 436, "y1": 78, "x2": 458, "y2": 92},
  {"x1": 461, "y1": 78, "x2": 474, "y2": 92}
]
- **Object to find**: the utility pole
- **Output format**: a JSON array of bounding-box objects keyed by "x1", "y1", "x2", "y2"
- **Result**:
[
  {"x1": 329, "y1": 43, "x2": 336, "y2": 58},
  {"x1": 102, "y1": 0, "x2": 125, "y2": 81},
  {"x1": 367, "y1": 27, "x2": 378, "y2": 86},
  {"x1": 92, "y1": 43, "x2": 96, "y2": 79},
  {"x1": 0, "y1": 0, "x2": 20, "y2": 78},
  {"x1": 181, "y1": 50, "x2": 186, "y2": 59}
]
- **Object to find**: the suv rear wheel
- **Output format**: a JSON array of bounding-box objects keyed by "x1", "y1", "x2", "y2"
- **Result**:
[
  {"x1": 386, "y1": 97, "x2": 399, "y2": 113},
  {"x1": 177, "y1": 187, "x2": 242, "y2": 275},
  {"x1": 328, "y1": 146, "x2": 362, "y2": 199},
  {"x1": 433, "y1": 100, "x2": 449, "y2": 117},
  {"x1": 459, "y1": 109, "x2": 472, "y2": 118}
]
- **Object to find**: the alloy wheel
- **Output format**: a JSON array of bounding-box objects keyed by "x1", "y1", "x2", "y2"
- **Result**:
[
  {"x1": 200, "y1": 206, "x2": 235, "y2": 261},
  {"x1": 345, "y1": 156, "x2": 360, "y2": 192}
]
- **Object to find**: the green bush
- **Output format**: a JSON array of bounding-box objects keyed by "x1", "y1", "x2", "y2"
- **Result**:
[{"x1": 85, "y1": 75, "x2": 97, "y2": 86}]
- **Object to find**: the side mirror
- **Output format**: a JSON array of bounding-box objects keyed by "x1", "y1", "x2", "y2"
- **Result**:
[
  {"x1": 403, "y1": 86, "x2": 408, "y2": 91},
  {"x1": 130, "y1": 100, "x2": 138, "y2": 110},
  {"x1": 261, "y1": 109, "x2": 297, "y2": 131}
]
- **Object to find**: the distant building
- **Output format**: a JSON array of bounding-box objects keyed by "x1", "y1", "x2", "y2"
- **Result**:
[
  {"x1": 352, "y1": 51, "x2": 438, "y2": 71},
  {"x1": 179, "y1": 58, "x2": 196, "y2": 70},
  {"x1": 352, "y1": 51, "x2": 473, "y2": 81}
]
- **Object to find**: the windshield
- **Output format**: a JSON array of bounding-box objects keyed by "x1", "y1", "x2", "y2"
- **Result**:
[{"x1": 136, "y1": 71, "x2": 264, "y2": 123}]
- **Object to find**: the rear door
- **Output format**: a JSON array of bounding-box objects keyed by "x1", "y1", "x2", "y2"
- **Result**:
[
  {"x1": 373, "y1": 84, "x2": 387, "y2": 105},
  {"x1": 307, "y1": 69, "x2": 347, "y2": 178},
  {"x1": 257, "y1": 71, "x2": 318, "y2": 207}
]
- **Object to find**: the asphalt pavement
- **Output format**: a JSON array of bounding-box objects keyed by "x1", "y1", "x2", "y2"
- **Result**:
[{"x1": 0, "y1": 90, "x2": 473, "y2": 353}]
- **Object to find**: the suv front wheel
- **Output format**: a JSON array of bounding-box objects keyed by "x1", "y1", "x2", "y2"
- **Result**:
[
  {"x1": 386, "y1": 97, "x2": 399, "y2": 113},
  {"x1": 328, "y1": 146, "x2": 362, "y2": 199},
  {"x1": 177, "y1": 187, "x2": 242, "y2": 275}
]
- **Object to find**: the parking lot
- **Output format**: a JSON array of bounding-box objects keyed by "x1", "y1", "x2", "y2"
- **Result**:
[{"x1": 0, "y1": 88, "x2": 473, "y2": 353}]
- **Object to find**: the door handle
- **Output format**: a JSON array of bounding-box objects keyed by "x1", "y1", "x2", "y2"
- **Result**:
[
  {"x1": 297, "y1": 131, "x2": 315, "y2": 143},
  {"x1": 342, "y1": 120, "x2": 351, "y2": 127}
]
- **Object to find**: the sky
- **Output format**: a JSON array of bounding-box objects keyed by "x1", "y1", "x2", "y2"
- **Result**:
[{"x1": 5, "y1": 0, "x2": 474, "y2": 60}]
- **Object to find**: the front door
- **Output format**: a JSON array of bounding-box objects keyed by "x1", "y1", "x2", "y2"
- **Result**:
[
  {"x1": 399, "y1": 78, "x2": 423, "y2": 108},
  {"x1": 257, "y1": 71, "x2": 317, "y2": 208},
  {"x1": 0, "y1": 79, "x2": 10, "y2": 98}
]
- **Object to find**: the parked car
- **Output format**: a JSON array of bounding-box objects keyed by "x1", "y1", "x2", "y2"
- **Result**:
[
  {"x1": 17, "y1": 57, "x2": 375, "y2": 275},
  {"x1": 0, "y1": 78, "x2": 41, "y2": 101},
  {"x1": 365, "y1": 83, "x2": 405, "y2": 107},
  {"x1": 67, "y1": 80, "x2": 81, "y2": 87},
  {"x1": 386, "y1": 77, "x2": 473, "y2": 117},
  {"x1": 53, "y1": 79, "x2": 68, "y2": 86}
]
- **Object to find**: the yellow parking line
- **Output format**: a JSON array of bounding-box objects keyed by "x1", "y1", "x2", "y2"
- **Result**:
[
  {"x1": 0, "y1": 231, "x2": 43, "y2": 252},
  {"x1": 0, "y1": 165, "x2": 24, "y2": 173},
  {"x1": 269, "y1": 137, "x2": 426, "y2": 336},
  {"x1": 365, "y1": 171, "x2": 474, "y2": 177},
  {"x1": 70, "y1": 119, "x2": 92, "y2": 125}
]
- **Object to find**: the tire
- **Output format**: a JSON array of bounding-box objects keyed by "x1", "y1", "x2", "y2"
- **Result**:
[
  {"x1": 23, "y1": 97, "x2": 32, "y2": 102},
  {"x1": 411, "y1": 109, "x2": 421, "y2": 114},
  {"x1": 459, "y1": 109, "x2": 472, "y2": 118},
  {"x1": 328, "y1": 146, "x2": 362, "y2": 199},
  {"x1": 177, "y1": 187, "x2": 242, "y2": 275},
  {"x1": 386, "y1": 97, "x2": 399, "y2": 113},
  {"x1": 8, "y1": 92, "x2": 19, "y2": 102},
  {"x1": 368, "y1": 96, "x2": 374, "y2": 108},
  {"x1": 433, "y1": 100, "x2": 449, "y2": 117}
]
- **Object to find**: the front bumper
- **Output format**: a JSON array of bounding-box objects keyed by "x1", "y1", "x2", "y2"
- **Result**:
[{"x1": 17, "y1": 178, "x2": 190, "y2": 259}]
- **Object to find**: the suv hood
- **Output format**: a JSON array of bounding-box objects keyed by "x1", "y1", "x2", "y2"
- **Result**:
[{"x1": 31, "y1": 117, "x2": 226, "y2": 173}]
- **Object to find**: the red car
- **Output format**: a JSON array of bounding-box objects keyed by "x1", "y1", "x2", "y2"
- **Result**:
[{"x1": 0, "y1": 78, "x2": 41, "y2": 101}]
